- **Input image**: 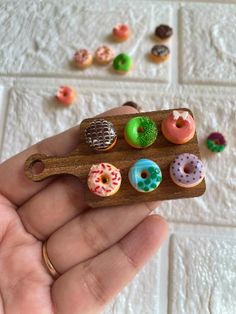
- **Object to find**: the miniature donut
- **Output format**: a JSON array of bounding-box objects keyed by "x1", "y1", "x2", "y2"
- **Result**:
[
  {"x1": 85, "y1": 119, "x2": 117, "y2": 151},
  {"x1": 56, "y1": 86, "x2": 76, "y2": 106},
  {"x1": 170, "y1": 153, "x2": 204, "y2": 188},
  {"x1": 113, "y1": 53, "x2": 133, "y2": 74},
  {"x1": 155, "y1": 24, "x2": 173, "y2": 42},
  {"x1": 95, "y1": 45, "x2": 114, "y2": 64},
  {"x1": 129, "y1": 159, "x2": 162, "y2": 193},
  {"x1": 162, "y1": 110, "x2": 196, "y2": 144},
  {"x1": 74, "y1": 49, "x2": 93, "y2": 68},
  {"x1": 122, "y1": 101, "x2": 140, "y2": 111},
  {"x1": 88, "y1": 163, "x2": 121, "y2": 197},
  {"x1": 112, "y1": 24, "x2": 130, "y2": 41},
  {"x1": 150, "y1": 45, "x2": 170, "y2": 63},
  {"x1": 206, "y1": 132, "x2": 226, "y2": 153},
  {"x1": 124, "y1": 116, "x2": 158, "y2": 149}
]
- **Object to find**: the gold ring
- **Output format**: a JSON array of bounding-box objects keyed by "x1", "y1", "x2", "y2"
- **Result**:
[{"x1": 42, "y1": 241, "x2": 60, "y2": 279}]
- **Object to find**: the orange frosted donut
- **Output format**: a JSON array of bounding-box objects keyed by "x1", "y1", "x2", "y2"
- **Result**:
[
  {"x1": 56, "y1": 86, "x2": 76, "y2": 106},
  {"x1": 162, "y1": 110, "x2": 196, "y2": 144},
  {"x1": 88, "y1": 163, "x2": 122, "y2": 197},
  {"x1": 112, "y1": 24, "x2": 130, "y2": 41}
]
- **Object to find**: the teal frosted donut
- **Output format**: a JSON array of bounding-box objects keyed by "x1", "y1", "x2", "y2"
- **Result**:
[
  {"x1": 124, "y1": 116, "x2": 158, "y2": 148},
  {"x1": 128, "y1": 159, "x2": 162, "y2": 193}
]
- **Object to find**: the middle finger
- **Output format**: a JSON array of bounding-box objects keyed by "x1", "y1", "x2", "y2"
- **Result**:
[{"x1": 45, "y1": 201, "x2": 159, "y2": 274}]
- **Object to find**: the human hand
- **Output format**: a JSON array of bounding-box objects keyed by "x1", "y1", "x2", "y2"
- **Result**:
[{"x1": 0, "y1": 106, "x2": 168, "y2": 314}]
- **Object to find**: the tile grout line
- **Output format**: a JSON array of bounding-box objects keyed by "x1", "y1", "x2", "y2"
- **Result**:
[
  {"x1": 157, "y1": 235, "x2": 171, "y2": 314},
  {"x1": 170, "y1": 3, "x2": 179, "y2": 87},
  {"x1": 1, "y1": 74, "x2": 236, "y2": 89},
  {"x1": 0, "y1": 72, "x2": 169, "y2": 85},
  {"x1": 177, "y1": 3, "x2": 184, "y2": 85},
  {"x1": 0, "y1": 87, "x2": 10, "y2": 161},
  {"x1": 148, "y1": 0, "x2": 236, "y2": 4},
  {"x1": 166, "y1": 235, "x2": 174, "y2": 314}
]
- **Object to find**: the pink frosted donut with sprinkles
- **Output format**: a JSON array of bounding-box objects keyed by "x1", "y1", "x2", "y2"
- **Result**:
[
  {"x1": 74, "y1": 49, "x2": 93, "y2": 68},
  {"x1": 170, "y1": 153, "x2": 205, "y2": 188},
  {"x1": 95, "y1": 45, "x2": 114, "y2": 64},
  {"x1": 88, "y1": 163, "x2": 122, "y2": 197}
]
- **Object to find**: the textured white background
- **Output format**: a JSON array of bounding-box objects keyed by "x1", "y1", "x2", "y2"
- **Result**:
[{"x1": 0, "y1": 1, "x2": 235, "y2": 314}]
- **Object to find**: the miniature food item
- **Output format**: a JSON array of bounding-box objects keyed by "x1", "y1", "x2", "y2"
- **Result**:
[
  {"x1": 85, "y1": 119, "x2": 117, "y2": 151},
  {"x1": 112, "y1": 24, "x2": 131, "y2": 41},
  {"x1": 56, "y1": 86, "x2": 76, "y2": 106},
  {"x1": 155, "y1": 24, "x2": 173, "y2": 42},
  {"x1": 88, "y1": 163, "x2": 121, "y2": 197},
  {"x1": 206, "y1": 132, "x2": 226, "y2": 153},
  {"x1": 124, "y1": 116, "x2": 158, "y2": 149},
  {"x1": 113, "y1": 53, "x2": 133, "y2": 74},
  {"x1": 150, "y1": 45, "x2": 170, "y2": 63},
  {"x1": 162, "y1": 110, "x2": 195, "y2": 144},
  {"x1": 129, "y1": 158, "x2": 162, "y2": 192},
  {"x1": 95, "y1": 45, "x2": 114, "y2": 64},
  {"x1": 74, "y1": 49, "x2": 93, "y2": 68},
  {"x1": 170, "y1": 153, "x2": 204, "y2": 188}
]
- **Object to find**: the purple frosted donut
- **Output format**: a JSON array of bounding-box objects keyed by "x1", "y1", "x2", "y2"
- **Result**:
[{"x1": 170, "y1": 153, "x2": 205, "y2": 188}]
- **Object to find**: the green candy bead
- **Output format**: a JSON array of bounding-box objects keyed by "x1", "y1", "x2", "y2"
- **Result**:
[
  {"x1": 151, "y1": 173, "x2": 157, "y2": 179},
  {"x1": 148, "y1": 167, "x2": 155, "y2": 173},
  {"x1": 138, "y1": 181, "x2": 144, "y2": 188},
  {"x1": 157, "y1": 175, "x2": 162, "y2": 182}
]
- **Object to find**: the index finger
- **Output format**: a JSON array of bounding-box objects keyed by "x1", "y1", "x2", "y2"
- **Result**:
[{"x1": 0, "y1": 106, "x2": 138, "y2": 206}]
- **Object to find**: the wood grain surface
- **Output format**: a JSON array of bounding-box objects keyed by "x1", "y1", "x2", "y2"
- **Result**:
[{"x1": 25, "y1": 108, "x2": 206, "y2": 208}]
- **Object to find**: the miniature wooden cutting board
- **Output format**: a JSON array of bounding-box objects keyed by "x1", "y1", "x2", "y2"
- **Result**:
[{"x1": 25, "y1": 108, "x2": 206, "y2": 208}]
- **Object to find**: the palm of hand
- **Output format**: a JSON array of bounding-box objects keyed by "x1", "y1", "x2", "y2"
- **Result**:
[
  {"x1": 0, "y1": 195, "x2": 53, "y2": 313},
  {"x1": 0, "y1": 107, "x2": 168, "y2": 314}
]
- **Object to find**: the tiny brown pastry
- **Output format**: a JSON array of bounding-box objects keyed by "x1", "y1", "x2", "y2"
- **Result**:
[
  {"x1": 155, "y1": 24, "x2": 173, "y2": 43},
  {"x1": 85, "y1": 119, "x2": 117, "y2": 151},
  {"x1": 122, "y1": 101, "x2": 140, "y2": 111},
  {"x1": 150, "y1": 45, "x2": 170, "y2": 63}
]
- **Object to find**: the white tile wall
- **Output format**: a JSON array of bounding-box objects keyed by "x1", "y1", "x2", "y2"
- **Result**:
[
  {"x1": 0, "y1": 1, "x2": 235, "y2": 313},
  {"x1": 169, "y1": 224, "x2": 236, "y2": 314},
  {"x1": 0, "y1": 0, "x2": 171, "y2": 82},
  {"x1": 180, "y1": 3, "x2": 236, "y2": 85}
]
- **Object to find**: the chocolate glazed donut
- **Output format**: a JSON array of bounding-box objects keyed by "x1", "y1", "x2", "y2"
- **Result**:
[
  {"x1": 85, "y1": 119, "x2": 117, "y2": 151},
  {"x1": 155, "y1": 24, "x2": 173, "y2": 39},
  {"x1": 122, "y1": 101, "x2": 141, "y2": 112},
  {"x1": 151, "y1": 45, "x2": 170, "y2": 57}
]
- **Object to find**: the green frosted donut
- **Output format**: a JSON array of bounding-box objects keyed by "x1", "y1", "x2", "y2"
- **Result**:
[
  {"x1": 124, "y1": 116, "x2": 158, "y2": 148},
  {"x1": 113, "y1": 53, "x2": 133, "y2": 73}
]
